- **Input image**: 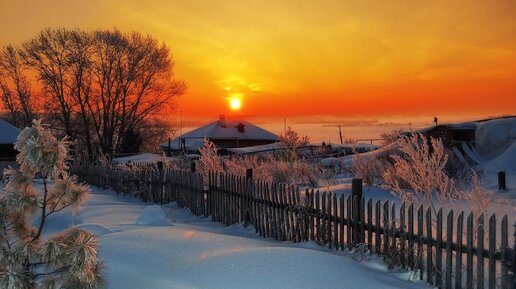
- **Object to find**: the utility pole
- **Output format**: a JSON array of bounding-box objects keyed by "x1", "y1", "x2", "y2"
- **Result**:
[
  {"x1": 284, "y1": 118, "x2": 287, "y2": 134},
  {"x1": 339, "y1": 125, "x2": 343, "y2": 144}
]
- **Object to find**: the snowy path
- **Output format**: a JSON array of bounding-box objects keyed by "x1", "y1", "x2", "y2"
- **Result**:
[{"x1": 45, "y1": 187, "x2": 432, "y2": 289}]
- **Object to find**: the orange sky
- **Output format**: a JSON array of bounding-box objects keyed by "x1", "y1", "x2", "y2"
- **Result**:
[{"x1": 1, "y1": 0, "x2": 515, "y2": 123}]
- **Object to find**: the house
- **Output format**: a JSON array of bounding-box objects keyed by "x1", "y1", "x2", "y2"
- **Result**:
[
  {"x1": 0, "y1": 118, "x2": 20, "y2": 161},
  {"x1": 161, "y1": 116, "x2": 279, "y2": 155}
]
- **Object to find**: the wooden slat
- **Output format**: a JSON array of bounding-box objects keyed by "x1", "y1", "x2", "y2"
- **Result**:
[
  {"x1": 383, "y1": 200, "x2": 390, "y2": 256},
  {"x1": 400, "y1": 202, "x2": 406, "y2": 269},
  {"x1": 488, "y1": 214, "x2": 496, "y2": 289},
  {"x1": 446, "y1": 210, "x2": 454, "y2": 289},
  {"x1": 339, "y1": 194, "x2": 345, "y2": 250},
  {"x1": 360, "y1": 197, "x2": 365, "y2": 244},
  {"x1": 347, "y1": 195, "x2": 352, "y2": 248},
  {"x1": 310, "y1": 189, "x2": 315, "y2": 241},
  {"x1": 316, "y1": 190, "x2": 321, "y2": 244},
  {"x1": 272, "y1": 184, "x2": 280, "y2": 240},
  {"x1": 375, "y1": 200, "x2": 381, "y2": 254},
  {"x1": 333, "y1": 193, "x2": 339, "y2": 249},
  {"x1": 455, "y1": 211, "x2": 464, "y2": 289},
  {"x1": 367, "y1": 199, "x2": 373, "y2": 252},
  {"x1": 326, "y1": 192, "x2": 332, "y2": 247},
  {"x1": 427, "y1": 208, "x2": 433, "y2": 286},
  {"x1": 501, "y1": 215, "x2": 508, "y2": 289},
  {"x1": 478, "y1": 214, "x2": 485, "y2": 289},
  {"x1": 408, "y1": 204, "x2": 414, "y2": 270},
  {"x1": 303, "y1": 189, "x2": 312, "y2": 241},
  {"x1": 391, "y1": 203, "x2": 397, "y2": 256},
  {"x1": 265, "y1": 183, "x2": 272, "y2": 238},
  {"x1": 418, "y1": 205, "x2": 424, "y2": 280},
  {"x1": 436, "y1": 209, "x2": 443, "y2": 289},
  {"x1": 466, "y1": 212, "x2": 474, "y2": 289}
]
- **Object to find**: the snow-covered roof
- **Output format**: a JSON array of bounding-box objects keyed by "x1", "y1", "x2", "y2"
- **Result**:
[
  {"x1": 161, "y1": 119, "x2": 278, "y2": 151},
  {"x1": 227, "y1": 142, "x2": 284, "y2": 154},
  {"x1": 417, "y1": 122, "x2": 477, "y2": 134},
  {"x1": 330, "y1": 143, "x2": 380, "y2": 150},
  {"x1": 113, "y1": 153, "x2": 170, "y2": 164},
  {"x1": 0, "y1": 118, "x2": 20, "y2": 144}
]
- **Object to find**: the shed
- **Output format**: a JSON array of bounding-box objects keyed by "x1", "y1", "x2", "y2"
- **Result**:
[{"x1": 0, "y1": 118, "x2": 20, "y2": 160}]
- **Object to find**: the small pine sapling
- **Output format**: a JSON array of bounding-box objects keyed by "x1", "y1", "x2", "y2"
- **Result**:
[{"x1": 0, "y1": 120, "x2": 105, "y2": 289}]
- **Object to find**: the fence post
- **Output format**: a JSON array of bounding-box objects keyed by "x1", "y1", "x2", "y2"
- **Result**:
[
  {"x1": 352, "y1": 178, "x2": 363, "y2": 247},
  {"x1": 499, "y1": 171, "x2": 507, "y2": 191},
  {"x1": 190, "y1": 161, "x2": 196, "y2": 173},
  {"x1": 157, "y1": 161, "x2": 164, "y2": 204},
  {"x1": 512, "y1": 223, "x2": 516, "y2": 289},
  {"x1": 244, "y1": 168, "x2": 253, "y2": 227}
]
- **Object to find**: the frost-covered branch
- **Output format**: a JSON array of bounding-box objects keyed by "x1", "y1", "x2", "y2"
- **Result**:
[{"x1": 0, "y1": 119, "x2": 105, "y2": 289}]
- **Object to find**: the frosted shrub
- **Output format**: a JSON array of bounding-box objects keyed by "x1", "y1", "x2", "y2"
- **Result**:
[
  {"x1": 224, "y1": 155, "x2": 273, "y2": 182},
  {"x1": 196, "y1": 139, "x2": 321, "y2": 187},
  {"x1": 458, "y1": 171, "x2": 495, "y2": 218},
  {"x1": 269, "y1": 161, "x2": 290, "y2": 183},
  {"x1": 351, "y1": 153, "x2": 386, "y2": 189},
  {"x1": 382, "y1": 133, "x2": 456, "y2": 214},
  {"x1": 279, "y1": 127, "x2": 310, "y2": 162},
  {"x1": 293, "y1": 161, "x2": 319, "y2": 187},
  {"x1": 0, "y1": 119, "x2": 105, "y2": 289},
  {"x1": 196, "y1": 139, "x2": 224, "y2": 178}
]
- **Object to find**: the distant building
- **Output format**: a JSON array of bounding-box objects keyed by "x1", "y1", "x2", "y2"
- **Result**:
[
  {"x1": 161, "y1": 115, "x2": 279, "y2": 155},
  {"x1": 413, "y1": 115, "x2": 516, "y2": 168},
  {"x1": 0, "y1": 118, "x2": 20, "y2": 160},
  {"x1": 417, "y1": 122, "x2": 477, "y2": 148}
]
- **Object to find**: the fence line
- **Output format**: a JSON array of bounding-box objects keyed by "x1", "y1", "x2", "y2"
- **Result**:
[{"x1": 71, "y1": 162, "x2": 516, "y2": 289}]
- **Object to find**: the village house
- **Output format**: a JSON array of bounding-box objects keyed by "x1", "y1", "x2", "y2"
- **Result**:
[{"x1": 161, "y1": 115, "x2": 279, "y2": 155}]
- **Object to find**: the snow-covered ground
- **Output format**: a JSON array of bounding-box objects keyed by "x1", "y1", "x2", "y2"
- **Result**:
[{"x1": 42, "y1": 186, "x2": 432, "y2": 289}]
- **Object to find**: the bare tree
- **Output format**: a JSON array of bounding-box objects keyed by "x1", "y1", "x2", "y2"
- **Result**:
[
  {"x1": 6, "y1": 28, "x2": 185, "y2": 160},
  {"x1": 0, "y1": 45, "x2": 35, "y2": 127}
]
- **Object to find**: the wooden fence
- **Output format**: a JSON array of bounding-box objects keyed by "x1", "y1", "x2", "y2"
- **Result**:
[{"x1": 71, "y1": 163, "x2": 516, "y2": 289}]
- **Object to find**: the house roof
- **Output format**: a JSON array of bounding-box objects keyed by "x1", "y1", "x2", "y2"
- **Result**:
[
  {"x1": 161, "y1": 119, "x2": 278, "y2": 151},
  {"x1": 0, "y1": 118, "x2": 20, "y2": 145}
]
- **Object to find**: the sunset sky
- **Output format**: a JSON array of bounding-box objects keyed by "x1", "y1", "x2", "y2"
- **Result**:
[{"x1": 1, "y1": 0, "x2": 515, "y2": 124}]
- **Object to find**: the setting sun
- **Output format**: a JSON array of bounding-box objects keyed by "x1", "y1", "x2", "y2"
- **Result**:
[{"x1": 229, "y1": 98, "x2": 242, "y2": 110}]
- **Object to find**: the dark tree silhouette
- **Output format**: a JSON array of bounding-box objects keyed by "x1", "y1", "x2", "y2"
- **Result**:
[{"x1": 0, "y1": 28, "x2": 185, "y2": 159}]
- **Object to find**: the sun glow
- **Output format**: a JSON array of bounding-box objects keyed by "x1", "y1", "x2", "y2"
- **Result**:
[{"x1": 229, "y1": 98, "x2": 242, "y2": 110}]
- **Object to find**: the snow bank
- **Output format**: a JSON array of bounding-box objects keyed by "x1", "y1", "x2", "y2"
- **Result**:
[
  {"x1": 476, "y1": 117, "x2": 516, "y2": 159},
  {"x1": 481, "y1": 140, "x2": 516, "y2": 173},
  {"x1": 113, "y1": 153, "x2": 168, "y2": 164},
  {"x1": 74, "y1": 223, "x2": 113, "y2": 235},
  {"x1": 135, "y1": 205, "x2": 170, "y2": 226},
  {"x1": 319, "y1": 157, "x2": 340, "y2": 168}
]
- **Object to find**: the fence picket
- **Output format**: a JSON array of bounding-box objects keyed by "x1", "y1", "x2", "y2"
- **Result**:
[
  {"x1": 488, "y1": 214, "x2": 496, "y2": 289},
  {"x1": 456, "y1": 211, "x2": 464, "y2": 289},
  {"x1": 466, "y1": 212, "x2": 474, "y2": 289},
  {"x1": 446, "y1": 210, "x2": 453, "y2": 289},
  {"x1": 501, "y1": 215, "x2": 508, "y2": 289},
  {"x1": 478, "y1": 214, "x2": 485, "y2": 289},
  {"x1": 426, "y1": 208, "x2": 433, "y2": 286}
]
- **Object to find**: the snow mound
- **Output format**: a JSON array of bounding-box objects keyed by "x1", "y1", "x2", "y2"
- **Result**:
[
  {"x1": 481, "y1": 140, "x2": 516, "y2": 173},
  {"x1": 476, "y1": 117, "x2": 516, "y2": 159},
  {"x1": 135, "y1": 205, "x2": 170, "y2": 226},
  {"x1": 320, "y1": 157, "x2": 340, "y2": 168},
  {"x1": 74, "y1": 223, "x2": 113, "y2": 235}
]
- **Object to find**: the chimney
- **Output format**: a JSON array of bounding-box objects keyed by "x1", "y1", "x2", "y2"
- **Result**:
[
  {"x1": 236, "y1": 123, "x2": 245, "y2": 133},
  {"x1": 219, "y1": 115, "x2": 226, "y2": 128}
]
